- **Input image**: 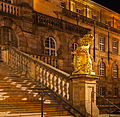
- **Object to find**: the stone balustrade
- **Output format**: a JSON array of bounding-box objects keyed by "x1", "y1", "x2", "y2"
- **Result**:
[
  {"x1": 36, "y1": 12, "x2": 89, "y2": 35},
  {"x1": 62, "y1": 8, "x2": 120, "y2": 34},
  {"x1": 2, "y1": 47, "x2": 70, "y2": 101},
  {"x1": 0, "y1": 1, "x2": 20, "y2": 16},
  {"x1": 30, "y1": 54, "x2": 63, "y2": 70}
]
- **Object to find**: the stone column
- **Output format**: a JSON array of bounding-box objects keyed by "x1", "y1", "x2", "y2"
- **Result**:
[{"x1": 70, "y1": 74, "x2": 99, "y2": 117}]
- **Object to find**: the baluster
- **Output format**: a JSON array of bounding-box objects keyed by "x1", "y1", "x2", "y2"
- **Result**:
[
  {"x1": 11, "y1": 6, "x2": 13, "y2": 14},
  {"x1": 54, "y1": 58, "x2": 57, "y2": 68},
  {"x1": 46, "y1": 71, "x2": 49, "y2": 87},
  {"x1": 66, "y1": 82, "x2": 70, "y2": 100},
  {"x1": 38, "y1": 56, "x2": 40, "y2": 60},
  {"x1": 51, "y1": 57, "x2": 53, "y2": 66},
  {"x1": 48, "y1": 72, "x2": 51, "y2": 88},
  {"x1": 4, "y1": 4, "x2": 6, "y2": 12},
  {"x1": 41, "y1": 68, "x2": 44, "y2": 86},
  {"x1": 60, "y1": 77, "x2": 63, "y2": 97},
  {"x1": 44, "y1": 70, "x2": 47, "y2": 86},
  {"x1": 8, "y1": 5, "x2": 10, "y2": 13},
  {"x1": 43, "y1": 69, "x2": 46, "y2": 86},
  {"x1": 1, "y1": 3, "x2": 3, "y2": 12},
  {"x1": 62, "y1": 80, "x2": 65, "y2": 98},
  {"x1": 37, "y1": 65, "x2": 40, "y2": 81},
  {"x1": 54, "y1": 75, "x2": 57, "y2": 92},
  {"x1": 45, "y1": 56, "x2": 47, "y2": 63},
  {"x1": 14, "y1": 7, "x2": 16, "y2": 15},
  {"x1": 39, "y1": 67, "x2": 43, "y2": 84},
  {"x1": 64, "y1": 81, "x2": 67, "y2": 99},
  {"x1": 52, "y1": 74, "x2": 55, "y2": 91},
  {"x1": 35, "y1": 64, "x2": 38, "y2": 81},
  {"x1": 48, "y1": 56, "x2": 50, "y2": 65},
  {"x1": 3, "y1": 3, "x2": 5, "y2": 12},
  {"x1": 58, "y1": 77, "x2": 61, "y2": 95},
  {"x1": 55, "y1": 76, "x2": 58, "y2": 93},
  {"x1": 50, "y1": 73, "x2": 53, "y2": 89},
  {"x1": 38, "y1": 66, "x2": 40, "y2": 82},
  {"x1": 16, "y1": 8, "x2": 18, "y2": 15}
]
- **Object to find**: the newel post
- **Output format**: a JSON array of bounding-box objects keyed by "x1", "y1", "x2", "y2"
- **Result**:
[{"x1": 70, "y1": 74, "x2": 99, "y2": 117}]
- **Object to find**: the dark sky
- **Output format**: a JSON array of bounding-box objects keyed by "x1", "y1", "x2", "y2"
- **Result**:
[{"x1": 92, "y1": 0, "x2": 119, "y2": 13}]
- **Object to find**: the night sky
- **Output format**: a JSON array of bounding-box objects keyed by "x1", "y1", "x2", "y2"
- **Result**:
[{"x1": 92, "y1": 0, "x2": 119, "y2": 13}]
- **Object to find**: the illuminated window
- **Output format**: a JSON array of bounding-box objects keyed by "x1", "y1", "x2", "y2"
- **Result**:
[
  {"x1": 72, "y1": 43, "x2": 78, "y2": 62},
  {"x1": 45, "y1": 37, "x2": 56, "y2": 56},
  {"x1": 113, "y1": 65, "x2": 118, "y2": 78},
  {"x1": 70, "y1": 1, "x2": 75, "y2": 12},
  {"x1": 99, "y1": 36, "x2": 105, "y2": 52},
  {"x1": 87, "y1": 8, "x2": 91, "y2": 18},
  {"x1": 113, "y1": 40, "x2": 118, "y2": 54},
  {"x1": 100, "y1": 62, "x2": 106, "y2": 76}
]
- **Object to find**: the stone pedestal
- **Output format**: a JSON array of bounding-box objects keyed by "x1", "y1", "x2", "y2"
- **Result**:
[{"x1": 70, "y1": 74, "x2": 99, "y2": 117}]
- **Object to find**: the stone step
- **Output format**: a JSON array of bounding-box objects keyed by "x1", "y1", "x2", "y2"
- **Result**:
[{"x1": 0, "y1": 63, "x2": 73, "y2": 116}]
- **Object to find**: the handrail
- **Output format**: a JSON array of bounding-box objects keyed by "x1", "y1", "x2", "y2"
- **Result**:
[
  {"x1": 42, "y1": 87, "x2": 85, "y2": 116},
  {"x1": 35, "y1": 88, "x2": 76, "y2": 117},
  {"x1": 94, "y1": 91, "x2": 120, "y2": 114}
]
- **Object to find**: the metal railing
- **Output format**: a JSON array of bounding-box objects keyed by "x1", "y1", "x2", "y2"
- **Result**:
[{"x1": 92, "y1": 91, "x2": 120, "y2": 117}]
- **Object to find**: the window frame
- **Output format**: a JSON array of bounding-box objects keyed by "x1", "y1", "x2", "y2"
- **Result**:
[
  {"x1": 99, "y1": 35, "x2": 105, "y2": 52},
  {"x1": 113, "y1": 65, "x2": 118, "y2": 79},
  {"x1": 100, "y1": 62, "x2": 106, "y2": 77},
  {"x1": 44, "y1": 37, "x2": 57, "y2": 56},
  {"x1": 112, "y1": 39, "x2": 118, "y2": 55}
]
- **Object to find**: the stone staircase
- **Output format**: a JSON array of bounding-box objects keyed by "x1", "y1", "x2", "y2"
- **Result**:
[{"x1": 0, "y1": 62, "x2": 74, "y2": 117}]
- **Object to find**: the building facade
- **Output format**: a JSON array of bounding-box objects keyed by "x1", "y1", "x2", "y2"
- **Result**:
[{"x1": 0, "y1": 0, "x2": 120, "y2": 113}]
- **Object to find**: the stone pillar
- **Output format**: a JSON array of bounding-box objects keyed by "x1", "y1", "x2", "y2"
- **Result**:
[{"x1": 70, "y1": 74, "x2": 99, "y2": 117}]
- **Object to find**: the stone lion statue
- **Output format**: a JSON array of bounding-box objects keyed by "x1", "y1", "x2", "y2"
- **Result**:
[{"x1": 72, "y1": 34, "x2": 95, "y2": 75}]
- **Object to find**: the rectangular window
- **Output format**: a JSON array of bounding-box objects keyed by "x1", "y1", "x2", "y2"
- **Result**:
[
  {"x1": 99, "y1": 36, "x2": 105, "y2": 52},
  {"x1": 113, "y1": 40, "x2": 118, "y2": 54}
]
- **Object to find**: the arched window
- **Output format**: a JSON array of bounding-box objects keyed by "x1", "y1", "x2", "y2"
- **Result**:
[
  {"x1": 113, "y1": 65, "x2": 118, "y2": 78},
  {"x1": 45, "y1": 37, "x2": 56, "y2": 56},
  {"x1": 72, "y1": 43, "x2": 78, "y2": 62},
  {"x1": 100, "y1": 62, "x2": 106, "y2": 76}
]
